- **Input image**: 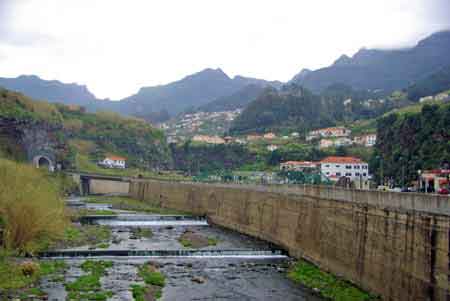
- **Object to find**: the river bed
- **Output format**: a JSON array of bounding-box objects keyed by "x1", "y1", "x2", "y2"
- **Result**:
[{"x1": 37, "y1": 197, "x2": 322, "y2": 301}]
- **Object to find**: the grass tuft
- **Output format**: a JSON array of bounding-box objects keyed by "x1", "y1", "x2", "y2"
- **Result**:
[{"x1": 287, "y1": 260, "x2": 379, "y2": 301}]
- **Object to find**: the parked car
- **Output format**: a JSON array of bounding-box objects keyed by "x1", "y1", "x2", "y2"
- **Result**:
[
  {"x1": 438, "y1": 188, "x2": 449, "y2": 195},
  {"x1": 377, "y1": 185, "x2": 389, "y2": 191}
]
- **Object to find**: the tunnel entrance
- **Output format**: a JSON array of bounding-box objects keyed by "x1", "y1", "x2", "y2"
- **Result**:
[
  {"x1": 38, "y1": 157, "x2": 50, "y2": 168},
  {"x1": 33, "y1": 155, "x2": 54, "y2": 172}
]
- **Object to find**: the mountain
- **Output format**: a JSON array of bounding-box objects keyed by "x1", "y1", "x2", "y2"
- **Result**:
[
  {"x1": 229, "y1": 83, "x2": 410, "y2": 135},
  {"x1": 0, "y1": 75, "x2": 100, "y2": 109},
  {"x1": 229, "y1": 84, "x2": 333, "y2": 134},
  {"x1": 195, "y1": 84, "x2": 266, "y2": 113},
  {"x1": 0, "y1": 69, "x2": 280, "y2": 118},
  {"x1": 292, "y1": 31, "x2": 450, "y2": 93},
  {"x1": 291, "y1": 68, "x2": 312, "y2": 82},
  {"x1": 405, "y1": 65, "x2": 450, "y2": 101},
  {"x1": 118, "y1": 68, "x2": 280, "y2": 116}
]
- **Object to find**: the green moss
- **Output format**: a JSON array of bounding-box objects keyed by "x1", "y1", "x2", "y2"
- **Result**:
[
  {"x1": 0, "y1": 257, "x2": 67, "y2": 299},
  {"x1": 133, "y1": 263, "x2": 165, "y2": 300},
  {"x1": 59, "y1": 225, "x2": 111, "y2": 248},
  {"x1": 138, "y1": 265, "x2": 166, "y2": 287},
  {"x1": 131, "y1": 284, "x2": 148, "y2": 301},
  {"x1": 179, "y1": 238, "x2": 192, "y2": 248},
  {"x1": 132, "y1": 228, "x2": 153, "y2": 239},
  {"x1": 287, "y1": 260, "x2": 379, "y2": 301},
  {"x1": 39, "y1": 260, "x2": 67, "y2": 276},
  {"x1": 65, "y1": 260, "x2": 113, "y2": 301},
  {"x1": 96, "y1": 243, "x2": 110, "y2": 249},
  {"x1": 207, "y1": 237, "x2": 219, "y2": 246}
]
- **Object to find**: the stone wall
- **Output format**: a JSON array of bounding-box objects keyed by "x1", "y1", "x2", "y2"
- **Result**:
[{"x1": 129, "y1": 180, "x2": 450, "y2": 301}]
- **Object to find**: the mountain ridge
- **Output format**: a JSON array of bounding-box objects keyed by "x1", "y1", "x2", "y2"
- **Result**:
[{"x1": 291, "y1": 30, "x2": 450, "y2": 92}]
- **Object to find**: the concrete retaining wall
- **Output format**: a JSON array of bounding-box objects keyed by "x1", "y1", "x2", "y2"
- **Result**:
[
  {"x1": 130, "y1": 180, "x2": 450, "y2": 301},
  {"x1": 90, "y1": 179, "x2": 129, "y2": 195}
]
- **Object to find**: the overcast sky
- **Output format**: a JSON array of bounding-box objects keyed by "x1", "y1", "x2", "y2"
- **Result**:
[{"x1": 1, "y1": 0, "x2": 449, "y2": 99}]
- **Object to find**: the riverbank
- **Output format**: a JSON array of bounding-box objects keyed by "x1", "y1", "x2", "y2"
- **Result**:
[{"x1": 1, "y1": 190, "x2": 376, "y2": 300}]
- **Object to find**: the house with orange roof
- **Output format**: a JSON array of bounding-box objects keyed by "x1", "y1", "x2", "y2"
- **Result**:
[
  {"x1": 320, "y1": 156, "x2": 368, "y2": 181},
  {"x1": 99, "y1": 155, "x2": 127, "y2": 169}
]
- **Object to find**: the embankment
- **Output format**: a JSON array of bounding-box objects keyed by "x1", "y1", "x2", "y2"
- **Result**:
[{"x1": 130, "y1": 180, "x2": 450, "y2": 300}]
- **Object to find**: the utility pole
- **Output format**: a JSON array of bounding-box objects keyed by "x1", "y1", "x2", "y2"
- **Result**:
[
  {"x1": 402, "y1": 165, "x2": 405, "y2": 190},
  {"x1": 377, "y1": 155, "x2": 384, "y2": 186}
]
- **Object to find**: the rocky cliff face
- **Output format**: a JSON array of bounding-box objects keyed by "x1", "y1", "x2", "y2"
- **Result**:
[{"x1": 0, "y1": 117, "x2": 69, "y2": 168}]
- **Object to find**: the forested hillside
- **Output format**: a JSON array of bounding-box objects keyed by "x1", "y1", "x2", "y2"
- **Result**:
[
  {"x1": 195, "y1": 84, "x2": 266, "y2": 113},
  {"x1": 0, "y1": 88, "x2": 171, "y2": 170},
  {"x1": 230, "y1": 84, "x2": 331, "y2": 134},
  {"x1": 405, "y1": 65, "x2": 450, "y2": 101},
  {"x1": 170, "y1": 142, "x2": 255, "y2": 173},
  {"x1": 373, "y1": 102, "x2": 450, "y2": 183},
  {"x1": 230, "y1": 83, "x2": 408, "y2": 135}
]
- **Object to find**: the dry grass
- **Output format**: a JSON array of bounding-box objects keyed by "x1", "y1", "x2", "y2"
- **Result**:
[{"x1": 0, "y1": 159, "x2": 67, "y2": 254}]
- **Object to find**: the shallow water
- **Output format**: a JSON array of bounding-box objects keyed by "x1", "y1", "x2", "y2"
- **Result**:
[{"x1": 39, "y1": 197, "x2": 322, "y2": 301}]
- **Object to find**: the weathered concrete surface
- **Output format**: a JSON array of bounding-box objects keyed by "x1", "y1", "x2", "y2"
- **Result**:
[
  {"x1": 130, "y1": 180, "x2": 450, "y2": 301},
  {"x1": 89, "y1": 179, "x2": 129, "y2": 195}
]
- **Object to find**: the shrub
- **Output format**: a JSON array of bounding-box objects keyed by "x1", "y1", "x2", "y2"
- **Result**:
[
  {"x1": 19, "y1": 261, "x2": 40, "y2": 277},
  {"x1": 0, "y1": 159, "x2": 67, "y2": 254}
]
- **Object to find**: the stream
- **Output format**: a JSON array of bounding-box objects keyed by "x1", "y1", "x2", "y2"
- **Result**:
[{"x1": 38, "y1": 197, "x2": 323, "y2": 301}]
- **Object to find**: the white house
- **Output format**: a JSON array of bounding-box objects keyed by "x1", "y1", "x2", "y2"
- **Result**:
[
  {"x1": 307, "y1": 127, "x2": 351, "y2": 141},
  {"x1": 267, "y1": 144, "x2": 279, "y2": 152},
  {"x1": 99, "y1": 155, "x2": 127, "y2": 169},
  {"x1": 353, "y1": 134, "x2": 377, "y2": 147},
  {"x1": 280, "y1": 161, "x2": 318, "y2": 171},
  {"x1": 320, "y1": 156, "x2": 368, "y2": 181}
]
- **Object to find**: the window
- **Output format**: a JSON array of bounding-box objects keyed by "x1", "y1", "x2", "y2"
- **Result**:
[
  {"x1": 325, "y1": 164, "x2": 330, "y2": 168},
  {"x1": 326, "y1": 172, "x2": 330, "y2": 175},
  {"x1": 336, "y1": 165, "x2": 340, "y2": 168},
  {"x1": 336, "y1": 172, "x2": 341, "y2": 176},
  {"x1": 363, "y1": 173, "x2": 367, "y2": 176},
  {"x1": 362, "y1": 165, "x2": 368, "y2": 169},
  {"x1": 355, "y1": 172, "x2": 360, "y2": 176},
  {"x1": 354, "y1": 165, "x2": 360, "y2": 169},
  {"x1": 346, "y1": 165, "x2": 352, "y2": 169},
  {"x1": 345, "y1": 173, "x2": 351, "y2": 176}
]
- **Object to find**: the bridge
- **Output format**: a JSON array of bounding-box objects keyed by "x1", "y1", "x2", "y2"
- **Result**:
[{"x1": 68, "y1": 172, "x2": 132, "y2": 195}]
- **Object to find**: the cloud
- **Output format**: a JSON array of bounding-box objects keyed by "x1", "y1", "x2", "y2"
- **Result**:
[
  {"x1": 0, "y1": 0, "x2": 449, "y2": 99},
  {"x1": 0, "y1": 0, "x2": 55, "y2": 47}
]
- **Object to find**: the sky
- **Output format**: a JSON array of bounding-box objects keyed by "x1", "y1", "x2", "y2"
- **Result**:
[{"x1": 0, "y1": 0, "x2": 449, "y2": 99}]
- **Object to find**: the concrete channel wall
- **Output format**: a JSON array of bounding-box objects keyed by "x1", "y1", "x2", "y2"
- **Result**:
[
  {"x1": 129, "y1": 180, "x2": 450, "y2": 301},
  {"x1": 89, "y1": 179, "x2": 129, "y2": 195}
]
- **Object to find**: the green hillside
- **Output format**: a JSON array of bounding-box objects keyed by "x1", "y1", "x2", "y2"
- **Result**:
[
  {"x1": 230, "y1": 83, "x2": 408, "y2": 135},
  {"x1": 0, "y1": 88, "x2": 171, "y2": 171},
  {"x1": 373, "y1": 102, "x2": 450, "y2": 184}
]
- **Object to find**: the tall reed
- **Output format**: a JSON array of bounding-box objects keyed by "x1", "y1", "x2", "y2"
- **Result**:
[{"x1": 0, "y1": 159, "x2": 67, "y2": 254}]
